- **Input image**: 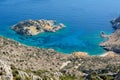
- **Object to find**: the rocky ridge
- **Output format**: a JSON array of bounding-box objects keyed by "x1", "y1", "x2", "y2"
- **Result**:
[{"x1": 11, "y1": 19, "x2": 65, "y2": 36}]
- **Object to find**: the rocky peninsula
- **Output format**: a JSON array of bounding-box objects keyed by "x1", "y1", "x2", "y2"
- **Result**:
[
  {"x1": 11, "y1": 19, "x2": 65, "y2": 36},
  {"x1": 100, "y1": 16, "x2": 120, "y2": 53}
]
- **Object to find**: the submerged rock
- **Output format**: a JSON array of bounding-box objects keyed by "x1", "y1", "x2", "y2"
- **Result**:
[
  {"x1": 11, "y1": 19, "x2": 65, "y2": 36},
  {"x1": 100, "y1": 16, "x2": 120, "y2": 53}
]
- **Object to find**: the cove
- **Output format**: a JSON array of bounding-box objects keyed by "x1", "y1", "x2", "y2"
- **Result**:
[{"x1": 0, "y1": 0, "x2": 120, "y2": 55}]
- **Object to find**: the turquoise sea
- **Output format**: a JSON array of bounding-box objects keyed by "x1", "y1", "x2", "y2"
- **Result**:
[{"x1": 0, "y1": 0, "x2": 120, "y2": 55}]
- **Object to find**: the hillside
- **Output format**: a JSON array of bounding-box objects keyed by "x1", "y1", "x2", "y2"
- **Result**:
[{"x1": 0, "y1": 36, "x2": 120, "y2": 80}]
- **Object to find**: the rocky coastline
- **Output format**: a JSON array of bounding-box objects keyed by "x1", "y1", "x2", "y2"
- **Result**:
[
  {"x1": 100, "y1": 16, "x2": 120, "y2": 53},
  {"x1": 11, "y1": 19, "x2": 65, "y2": 36},
  {"x1": 0, "y1": 17, "x2": 120, "y2": 80},
  {"x1": 0, "y1": 36, "x2": 120, "y2": 80}
]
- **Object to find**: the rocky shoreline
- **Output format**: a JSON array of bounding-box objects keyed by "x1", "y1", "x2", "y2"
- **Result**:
[
  {"x1": 0, "y1": 36, "x2": 120, "y2": 80},
  {"x1": 11, "y1": 19, "x2": 65, "y2": 36},
  {"x1": 100, "y1": 16, "x2": 120, "y2": 53}
]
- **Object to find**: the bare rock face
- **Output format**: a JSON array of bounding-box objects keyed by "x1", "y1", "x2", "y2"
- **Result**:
[
  {"x1": 0, "y1": 60, "x2": 13, "y2": 80},
  {"x1": 11, "y1": 19, "x2": 65, "y2": 36},
  {"x1": 100, "y1": 16, "x2": 120, "y2": 53}
]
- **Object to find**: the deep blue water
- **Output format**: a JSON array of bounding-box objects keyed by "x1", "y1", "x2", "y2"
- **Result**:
[{"x1": 0, "y1": 0, "x2": 120, "y2": 55}]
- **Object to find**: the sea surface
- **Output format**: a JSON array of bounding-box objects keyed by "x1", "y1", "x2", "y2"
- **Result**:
[{"x1": 0, "y1": 0, "x2": 120, "y2": 55}]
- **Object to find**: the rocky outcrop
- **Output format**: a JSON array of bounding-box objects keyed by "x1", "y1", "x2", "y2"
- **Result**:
[
  {"x1": 100, "y1": 16, "x2": 120, "y2": 53},
  {"x1": 72, "y1": 52, "x2": 88, "y2": 57},
  {"x1": 11, "y1": 19, "x2": 65, "y2": 36},
  {"x1": 100, "y1": 30, "x2": 120, "y2": 53},
  {"x1": 0, "y1": 60, "x2": 13, "y2": 80}
]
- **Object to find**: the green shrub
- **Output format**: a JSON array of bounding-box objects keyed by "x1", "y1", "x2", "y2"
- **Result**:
[
  {"x1": 59, "y1": 75, "x2": 77, "y2": 80},
  {"x1": 32, "y1": 70, "x2": 48, "y2": 76},
  {"x1": 15, "y1": 75, "x2": 22, "y2": 80}
]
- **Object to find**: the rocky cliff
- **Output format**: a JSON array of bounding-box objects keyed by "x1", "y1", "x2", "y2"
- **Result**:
[
  {"x1": 100, "y1": 16, "x2": 120, "y2": 53},
  {"x1": 11, "y1": 19, "x2": 65, "y2": 36}
]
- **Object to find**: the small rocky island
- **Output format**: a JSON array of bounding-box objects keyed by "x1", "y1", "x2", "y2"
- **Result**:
[
  {"x1": 100, "y1": 16, "x2": 120, "y2": 53},
  {"x1": 11, "y1": 19, "x2": 65, "y2": 36}
]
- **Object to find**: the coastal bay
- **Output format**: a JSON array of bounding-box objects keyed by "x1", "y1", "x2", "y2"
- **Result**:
[
  {"x1": 0, "y1": 0, "x2": 120, "y2": 80},
  {"x1": 0, "y1": 0, "x2": 120, "y2": 55}
]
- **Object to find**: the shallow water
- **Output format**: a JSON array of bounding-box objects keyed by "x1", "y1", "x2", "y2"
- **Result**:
[{"x1": 0, "y1": 0, "x2": 120, "y2": 55}]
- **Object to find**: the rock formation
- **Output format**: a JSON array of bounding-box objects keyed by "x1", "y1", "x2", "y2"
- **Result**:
[
  {"x1": 0, "y1": 60, "x2": 13, "y2": 80},
  {"x1": 100, "y1": 16, "x2": 120, "y2": 53},
  {"x1": 11, "y1": 19, "x2": 65, "y2": 36}
]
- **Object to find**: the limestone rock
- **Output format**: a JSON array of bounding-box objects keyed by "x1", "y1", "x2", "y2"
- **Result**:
[{"x1": 0, "y1": 60, "x2": 13, "y2": 80}]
